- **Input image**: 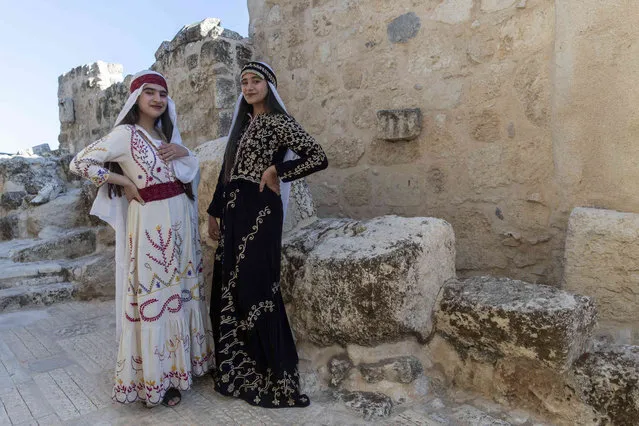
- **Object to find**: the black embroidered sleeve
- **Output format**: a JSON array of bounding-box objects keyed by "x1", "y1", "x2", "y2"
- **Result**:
[
  {"x1": 273, "y1": 115, "x2": 328, "y2": 182},
  {"x1": 207, "y1": 163, "x2": 225, "y2": 218}
]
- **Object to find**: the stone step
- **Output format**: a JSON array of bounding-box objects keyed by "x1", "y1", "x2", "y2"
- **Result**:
[
  {"x1": 0, "y1": 282, "x2": 76, "y2": 312},
  {"x1": 11, "y1": 228, "x2": 96, "y2": 263},
  {"x1": 0, "y1": 260, "x2": 66, "y2": 289}
]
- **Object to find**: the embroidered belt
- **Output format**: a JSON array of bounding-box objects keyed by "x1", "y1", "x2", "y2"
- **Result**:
[{"x1": 138, "y1": 181, "x2": 184, "y2": 203}]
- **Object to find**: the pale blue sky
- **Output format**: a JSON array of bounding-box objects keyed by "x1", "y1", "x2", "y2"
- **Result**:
[{"x1": 0, "y1": 0, "x2": 249, "y2": 154}]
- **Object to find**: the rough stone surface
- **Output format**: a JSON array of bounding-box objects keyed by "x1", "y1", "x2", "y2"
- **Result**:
[
  {"x1": 57, "y1": 61, "x2": 126, "y2": 154},
  {"x1": 0, "y1": 156, "x2": 65, "y2": 197},
  {"x1": 31, "y1": 144, "x2": 51, "y2": 156},
  {"x1": 376, "y1": 109, "x2": 422, "y2": 141},
  {"x1": 563, "y1": 207, "x2": 639, "y2": 324},
  {"x1": 573, "y1": 345, "x2": 639, "y2": 425},
  {"x1": 282, "y1": 216, "x2": 456, "y2": 346},
  {"x1": 387, "y1": 12, "x2": 421, "y2": 44},
  {"x1": 436, "y1": 277, "x2": 597, "y2": 371},
  {"x1": 0, "y1": 214, "x2": 19, "y2": 241},
  {"x1": 248, "y1": 0, "x2": 560, "y2": 284},
  {"x1": 30, "y1": 181, "x2": 65, "y2": 205},
  {"x1": 69, "y1": 249, "x2": 116, "y2": 299},
  {"x1": 1, "y1": 191, "x2": 26, "y2": 210},
  {"x1": 335, "y1": 390, "x2": 393, "y2": 420},
  {"x1": 58, "y1": 97, "x2": 75, "y2": 123},
  {"x1": 11, "y1": 229, "x2": 97, "y2": 263},
  {"x1": 329, "y1": 354, "x2": 353, "y2": 387},
  {"x1": 359, "y1": 356, "x2": 423, "y2": 384},
  {"x1": 0, "y1": 282, "x2": 76, "y2": 311}
]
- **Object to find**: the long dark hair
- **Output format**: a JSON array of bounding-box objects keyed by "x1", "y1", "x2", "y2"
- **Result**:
[
  {"x1": 222, "y1": 86, "x2": 288, "y2": 183},
  {"x1": 105, "y1": 104, "x2": 194, "y2": 200}
]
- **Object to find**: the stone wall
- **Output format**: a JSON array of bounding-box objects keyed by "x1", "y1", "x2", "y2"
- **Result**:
[
  {"x1": 58, "y1": 19, "x2": 253, "y2": 153},
  {"x1": 246, "y1": 0, "x2": 639, "y2": 285},
  {"x1": 57, "y1": 62, "x2": 128, "y2": 154}
]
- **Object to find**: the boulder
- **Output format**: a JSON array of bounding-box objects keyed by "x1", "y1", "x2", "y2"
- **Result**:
[
  {"x1": 436, "y1": 277, "x2": 597, "y2": 371},
  {"x1": 573, "y1": 345, "x2": 639, "y2": 425},
  {"x1": 282, "y1": 215, "x2": 456, "y2": 346}
]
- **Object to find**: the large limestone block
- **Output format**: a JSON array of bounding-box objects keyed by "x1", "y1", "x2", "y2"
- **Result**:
[
  {"x1": 436, "y1": 277, "x2": 597, "y2": 371},
  {"x1": 283, "y1": 216, "x2": 456, "y2": 346},
  {"x1": 573, "y1": 345, "x2": 639, "y2": 424},
  {"x1": 563, "y1": 207, "x2": 639, "y2": 323}
]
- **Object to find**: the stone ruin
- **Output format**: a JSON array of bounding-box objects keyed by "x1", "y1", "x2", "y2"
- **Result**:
[{"x1": 2, "y1": 6, "x2": 639, "y2": 425}]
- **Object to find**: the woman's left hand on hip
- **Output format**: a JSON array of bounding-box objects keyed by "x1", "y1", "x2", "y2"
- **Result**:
[{"x1": 260, "y1": 165, "x2": 280, "y2": 195}]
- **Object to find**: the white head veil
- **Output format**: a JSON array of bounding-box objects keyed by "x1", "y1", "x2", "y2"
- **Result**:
[
  {"x1": 228, "y1": 61, "x2": 298, "y2": 220},
  {"x1": 89, "y1": 70, "x2": 200, "y2": 340}
]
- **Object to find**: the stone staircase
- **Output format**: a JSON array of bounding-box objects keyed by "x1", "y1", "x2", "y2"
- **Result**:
[{"x1": 0, "y1": 227, "x2": 112, "y2": 312}]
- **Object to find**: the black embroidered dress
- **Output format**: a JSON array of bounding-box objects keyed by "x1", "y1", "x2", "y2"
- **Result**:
[{"x1": 208, "y1": 113, "x2": 328, "y2": 408}]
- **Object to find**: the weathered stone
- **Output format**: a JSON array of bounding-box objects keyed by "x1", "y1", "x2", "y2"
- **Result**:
[
  {"x1": 336, "y1": 390, "x2": 393, "y2": 420},
  {"x1": 482, "y1": 0, "x2": 517, "y2": 12},
  {"x1": 186, "y1": 54, "x2": 199, "y2": 70},
  {"x1": 471, "y1": 110, "x2": 501, "y2": 142},
  {"x1": 0, "y1": 214, "x2": 18, "y2": 241},
  {"x1": 436, "y1": 277, "x2": 597, "y2": 371},
  {"x1": 376, "y1": 109, "x2": 422, "y2": 141},
  {"x1": 563, "y1": 207, "x2": 639, "y2": 324},
  {"x1": 221, "y1": 28, "x2": 243, "y2": 41},
  {"x1": 342, "y1": 170, "x2": 370, "y2": 207},
  {"x1": 26, "y1": 188, "x2": 92, "y2": 234},
  {"x1": 30, "y1": 181, "x2": 65, "y2": 205},
  {"x1": 154, "y1": 41, "x2": 171, "y2": 60},
  {"x1": 70, "y1": 249, "x2": 116, "y2": 299},
  {"x1": 201, "y1": 39, "x2": 232, "y2": 66},
  {"x1": 324, "y1": 137, "x2": 364, "y2": 169},
  {"x1": 450, "y1": 405, "x2": 511, "y2": 426},
  {"x1": 387, "y1": 12, "x2": 421, "y2": 44},
  {"x1": 214, "y1": 78, "x2": 236, "y2": 109},
  {"x1": 1, "y1": 191, "x2": 26, "y2": 210},
  {"x1": 236, "y1": 45, "x2": 253, "y2": 67},
  {"x1": 217, "y1": 110, "x2": 233, "y2": 138},
  {"x1": 328, "y1": 354, "x2": 353, "y2": 387},
  {"x1": 283, "y1": 179, "x2": 317, "y2": 234},
  {"x1": 282, "y1": 216, "x2": 456, "y2": 346},
  {"x1": 12, "y1": 229, "x2": 96, "y2": 263},
  {"x1": 433, "y1": 0, "x2": 473, "y2": 24},
  {"x1": 573, "y1": 345, "x2": 639, "y2": 425},
  {"x1": 359, "y1": 356, "x2": 423, "y2": 384},
  {"x1": 0, "y1": 282, "x2": 76, "y2": 312},
  {"x1": 58, "y1": 98, "x2": 75, "y2": 124},
  {"x1": 31, "y1": 144, "x2": 51, "y2": 156},
  {"x1": 171, "y1": 18, "x2": 222, "y2": 50},
  {"x1": 0, "y1": 156, "x2": 64, "y2": 196}
]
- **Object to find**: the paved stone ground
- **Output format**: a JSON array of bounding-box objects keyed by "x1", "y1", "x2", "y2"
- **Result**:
[{"x1": 0, "y1": 301, "x2": 551, "y2": 425}]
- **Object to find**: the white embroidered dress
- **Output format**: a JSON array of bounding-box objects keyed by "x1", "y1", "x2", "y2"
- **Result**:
[{"x1": 70, "y1": 124, "x2": 214, "y2": 406}]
